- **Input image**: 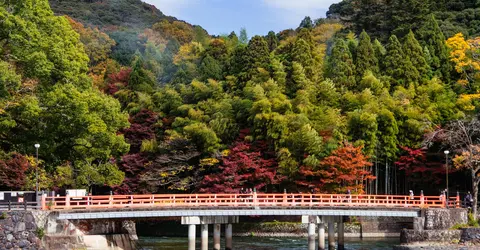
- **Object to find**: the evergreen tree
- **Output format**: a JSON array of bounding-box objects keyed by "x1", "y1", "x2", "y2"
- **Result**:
[
  {"x1": 199, "y1": 55, "x2": 222, "y2": 80},
  {"x1": 299, "y1": 16, "x2": 314, "y2": 29},
  {"x1": 245, "y1": 36, "x2": 270, "y2": 79},
  {"x1": 292, "y1": 38, "x2": 314, "y2": 79},
  {"x1": 239, "y1": 27, "x2": 249, "y2": 45},
  {"x1": 417, "y1": 14, "x2": 452, "y2": 80},
  {"x1": 384, "y1": 35, "x2": 417, "y2": 87},
  {"x1": 373, "y1": 39, "x2": 386, "y2": 62},
  {"x1": 271, "y1": 58, "x2": 287, "y2": 91},
  {"x1": 356, "y1": 31, "x2": 378, "y2": 78},
  {"x1": 327, "y1": 39, "x2": 356, "y2": 89},
  {"x1": 266, "y1": 31, "x2": 279, "y2": 52},
  {"x1": 403, "y1": 30, "x2": 430, "y2": 81}
]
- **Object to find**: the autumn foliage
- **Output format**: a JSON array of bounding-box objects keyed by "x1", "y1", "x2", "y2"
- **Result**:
[
  {"x1": 200, "y1": 136, "x2": 278, "y2": 193},
  {"x1": 0, "y1": 153, "x2": 31, "y2": 190},
  {"x1": 395, "y1": 146, "x2": 445, "y2": 184},
  {"x1": 298, "y1": 142, "x2": 374, "y2": 194}
]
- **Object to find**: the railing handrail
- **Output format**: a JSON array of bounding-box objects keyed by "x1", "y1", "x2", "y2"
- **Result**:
[{"x1": 40, "y1": 193, "x2": 460, "y2": 211}]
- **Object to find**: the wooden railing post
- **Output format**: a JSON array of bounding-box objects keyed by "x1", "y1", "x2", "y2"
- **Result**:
[
  {"x1": 283, "y1": 190, "x2": 287, "y2": 207},
  {"x1": 109, "y1": 194, "x2": 113, "y2": 208},
  {"x1": 442, "y1": 193, "x2": 446, "y2": 208},
  {"x1": 65, "y1": 195, "x2": 70, "y2": 209},
  {"x1": 41, "y1": 194, "x2": 46, "y2": 210},
  {"x1": 456, "y1": 192, "x2": 460, "y2": 208},
  {"x1": 253, "y1": 189, "x2": 258, "y2": 208},
  {"x1": 420, "y1": 190, "x2": 424, "y2": 207}
]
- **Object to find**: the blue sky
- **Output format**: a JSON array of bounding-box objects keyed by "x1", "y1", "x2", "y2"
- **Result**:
[{"x1": 143, "y1": 0, "x2": 341, "y2": 36}]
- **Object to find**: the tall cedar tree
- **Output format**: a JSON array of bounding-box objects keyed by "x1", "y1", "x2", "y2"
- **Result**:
[
  {"x1": 299, "y1": 16, "x2": 314, "y2": 29},
  {"x1": 403, "y1": 31, "x2": 429, "y2": 81},
  {"x1": 356, "y1": 31, "x2": 379, "y2": 78},
  {"x1": 328, "y1": 39, "x2": 356, "y2": 89},
  {"x1": 298, "y1": 142, "x2": 374, "y2": 193},
  {"x1": 417, "y1": 14, "x2": 452, "y2": 80},
  {"x1": 373, "y1": 39, "x2": 386, "y2": 62},
  {"x1": 384, "y1": 35, "x2": 417, "y2": 87},
  {"x1": 245, "y1": 36, "x2": 270, "y2": 80}
]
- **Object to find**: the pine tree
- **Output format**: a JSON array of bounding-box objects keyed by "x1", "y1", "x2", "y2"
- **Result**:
[
  {"x1": 327, "y1": 39, "x2": 356, "y2": 89},
  {"x1": 239, "y1": 27, "x2": 249, "y2": 45},
  {"x1": 245, "y1": 36, "x2": 270, "y2": 79},
  {"x1": 356, "y1": 31, "x2": 378, "y2": 78},
  {"x1": 403, "y1": 30, "x2": 430, "y2": 80},
  {"x1": 417, "y1": 14, "x2": 452, "y2": 80}
]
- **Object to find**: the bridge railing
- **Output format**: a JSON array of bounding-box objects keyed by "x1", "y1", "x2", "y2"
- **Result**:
[{"x1": 41, "y1": 193, "x2": 458, "y2": 211}]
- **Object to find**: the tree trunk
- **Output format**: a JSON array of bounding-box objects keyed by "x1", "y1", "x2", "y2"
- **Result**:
[{"x1": 472, "y1": 172, "x2": 479, "y2": 218}]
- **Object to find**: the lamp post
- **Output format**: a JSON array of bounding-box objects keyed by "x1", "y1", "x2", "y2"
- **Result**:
[
  {"x1": 34, "y1": 144, "x2": 40, "y2": 194},
  {"x1": 444, "y1": 150, "x2": 450, "y2": 208}
]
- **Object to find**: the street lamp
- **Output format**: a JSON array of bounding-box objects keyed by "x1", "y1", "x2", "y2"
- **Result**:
[
  {"x1": 444, "y1": 150, "x2": 450, "y2": 208},
  {"x1": 34, "y1": 144, "x2": 40, "y2": 194}
]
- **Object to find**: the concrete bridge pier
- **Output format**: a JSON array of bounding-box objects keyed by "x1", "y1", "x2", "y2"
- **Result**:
[
  {"x1": 328, "y1": 221, "x2": 335, "y2": 250},
  {"x1": 188, "y1": 224, "x2": 196, "y2": 250},
  {"x1": 307, "y1": 222, "x2": 316, "y2": 250},
  {"x1": 338, "y1": 217, "x2": 345, "y2": 250},
  {"x1": 201, "y1": 224, "x2": 208, "y2": 250},
  {"x1": 213, "y1": 224, "x2": 221, "y2": 250},
  {"x1": 225, "y1": 223, "x2": 233, "y2": 250},
  {"x1": 182, "y1": 216, "x2": 238, "y2": 250},
  {"x1": 318, "y1": 222, "x2": 325, "y2": 250}
]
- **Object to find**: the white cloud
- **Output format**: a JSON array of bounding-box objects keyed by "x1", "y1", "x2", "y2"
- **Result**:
[{"x1": 143, "y1": 0, "x2": 198, "y2": 16}]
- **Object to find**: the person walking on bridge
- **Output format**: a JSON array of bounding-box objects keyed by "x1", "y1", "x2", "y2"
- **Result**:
[{"x1": 464, "y1": 191, "x2": 473, "y2": 210}]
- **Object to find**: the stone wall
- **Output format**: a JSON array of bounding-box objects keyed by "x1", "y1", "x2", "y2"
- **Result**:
[
  {"x1": 400, "y1": 229, "x2": 461, "y2": 244},
  {"x1": 0, "y1": 211, "x2": 45, "y2": 250},
  {"x1": 423, "y1": 208, "x2": 467, "y2": 230}
]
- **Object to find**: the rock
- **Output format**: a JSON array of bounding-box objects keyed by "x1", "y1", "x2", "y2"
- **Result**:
[
  {"x1": 25, "y1": 222, "x2": 36, "y2": 231},
  {"x1": 5, "y1": 242, "x2": 12, "y2": 249},
  {"x1": 24, "y1": 214, "x2": 34, "y2": 223},
  {"x1": 13, "y1": 222, "x2": 25, "y2": 233},
  {"x1": 17, "y1": 239, "x2": 29, "y2": 248},
  {"x1": 6, "y1": 234, "x2": 14, "y2": 242}
]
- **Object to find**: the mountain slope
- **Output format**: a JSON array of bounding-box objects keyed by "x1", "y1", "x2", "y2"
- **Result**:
[{"x1": 49, "y1": 0, "x2": 176, "y2": 29}]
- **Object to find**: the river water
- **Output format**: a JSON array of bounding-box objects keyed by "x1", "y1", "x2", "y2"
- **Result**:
[{"x1": 138, "y1": 237, "x2": 400, "y2": 249}]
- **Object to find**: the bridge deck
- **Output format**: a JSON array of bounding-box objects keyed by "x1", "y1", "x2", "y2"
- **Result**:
[{"x1": 57, "y1": 208, "x2": 421, "y2": 220}]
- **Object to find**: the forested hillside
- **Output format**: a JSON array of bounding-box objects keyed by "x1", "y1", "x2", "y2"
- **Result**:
[
  {"x1": 327, "y1": 0, "x2": 480, "y2": 40},
  {"x1": 1, "y1": 0, "x2": 480, "y2": 202}
]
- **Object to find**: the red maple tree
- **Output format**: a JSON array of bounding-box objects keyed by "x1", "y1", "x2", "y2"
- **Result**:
[
  {"x1": 0, "y1": 153, "x2": 31, "y2": 190},
  {"x1": 395, "y1": 146, "x2": 445, "y2": 184},
  {"x1": 200, "y1": 132, "x2": 279, "y2": 193},
  {"x1": 298, "y1": 142, "x2": 374, "y2": 193}
]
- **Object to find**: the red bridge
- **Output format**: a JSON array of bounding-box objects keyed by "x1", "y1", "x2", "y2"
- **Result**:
[{"x1": 41, "y1": 192, "x2": 459, "y2": 210}]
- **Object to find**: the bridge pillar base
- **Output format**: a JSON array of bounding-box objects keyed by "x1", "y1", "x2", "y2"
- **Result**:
[
  {"x1": 225, "y1": 223, "x2": 233, "y2": 250},
  {"x1": 213, "y1": 223, "x2": 221, "y2": 250},
  {"x1": 328, "y1": 221, "x2": 335, "y2": 250},
  {"x1": 201, "y1": 224, "x2": 208, "y2": 250},
  {"x1": 338, "y1": 217, "x2": 345, "y2": 250},
  {"x1": 308, "y1": 222, "x2": 316, "y2": 250},
  {"x1": 318, "y1": 222, "x2": 325, "y2": 250},
  {"x1": 188, "y1": 224, "x2": 196, "y2": 250}
]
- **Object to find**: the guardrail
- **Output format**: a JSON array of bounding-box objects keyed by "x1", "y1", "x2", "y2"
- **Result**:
[
  {"x1": 41, "y1": 193, "x2": 460, "y2": 211},
  {"x1": 0, "y1": 201, "x2": 38, "y2": 211}
]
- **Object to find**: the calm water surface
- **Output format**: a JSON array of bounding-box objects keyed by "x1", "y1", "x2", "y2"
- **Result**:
[{"x1": 138, "y1": 237, "x2": 399, "y2": 250}]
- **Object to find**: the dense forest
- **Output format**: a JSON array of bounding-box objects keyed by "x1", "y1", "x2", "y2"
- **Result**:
[{"x1": 2, "y1": 0, "x2": 480, "y2": 214}]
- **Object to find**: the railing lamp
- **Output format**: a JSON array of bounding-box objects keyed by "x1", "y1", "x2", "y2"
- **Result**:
[
  {"x1": 34, "y1": 144, "x2": 40, "y2": 194},
  {"x1": 444, "y1": 150, "x2": 449, "y2": 207}
]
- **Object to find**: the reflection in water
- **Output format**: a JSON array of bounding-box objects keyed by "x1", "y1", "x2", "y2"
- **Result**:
[{"x1": 138, "y1": 237, "x2": 399, "y2": 250}]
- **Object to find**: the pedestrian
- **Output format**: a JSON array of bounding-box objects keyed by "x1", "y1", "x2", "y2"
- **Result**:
[
  {"x1": 464, "y1": 191, "x2": 473, "y2": 209},
  {"x1": 409, "y1": 190, "x2": 414, "y2": 200},
  {"x1": 347, "y1": 189, "x2": 352, "y2": 203}
]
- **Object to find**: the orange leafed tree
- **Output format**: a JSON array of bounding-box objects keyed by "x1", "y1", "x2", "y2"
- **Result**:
[{"x1": 299, "y1": 142, "x2": 375, "y2": 194}]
